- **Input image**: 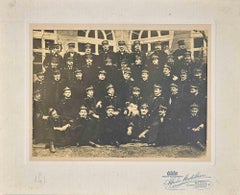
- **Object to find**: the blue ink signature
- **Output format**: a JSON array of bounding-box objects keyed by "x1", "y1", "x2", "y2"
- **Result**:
[{"x1": 163, "y1": 172, "x2": 213, "y2": 190}]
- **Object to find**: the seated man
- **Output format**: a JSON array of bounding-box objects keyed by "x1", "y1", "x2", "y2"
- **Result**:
[
  {"x1": 99, "y1": 105, "x2": 125, "y2": 147},
  {"x1": 148, "y1": 104, "x2": 171, "y2": 146},
  {"x1": 46, "y1": 108, "x2": 73, "y2": 153},
  {"x1": 126, "y1": 103, "x2": 150, "y2": 143},
  {"x1": 72, "y1": 105, "x2": 100, "y2": 147},
  {"x1": 182, "y1": 103, "x2": 206, "y2": 151}
]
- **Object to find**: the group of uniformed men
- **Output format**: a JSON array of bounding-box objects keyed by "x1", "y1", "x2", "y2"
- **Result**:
[{"x1": 33, "y1": 38, "x2": 207, "y2": 153}]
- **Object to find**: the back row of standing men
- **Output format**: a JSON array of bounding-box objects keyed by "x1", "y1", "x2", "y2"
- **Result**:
[{"x1": 33, "y1": 38, "x2": 207, "y2": 152}]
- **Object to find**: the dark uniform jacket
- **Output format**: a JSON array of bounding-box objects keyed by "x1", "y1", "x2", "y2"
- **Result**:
[
  {"x1": 63, "y1": 51, "x2": 81, "y2": 68},
  {"x1": 115, "y1": 51, "x2": 131, "y2": 69},
  {"x1": 72, "y1": 116, "x2": 99, "y2": 145}
]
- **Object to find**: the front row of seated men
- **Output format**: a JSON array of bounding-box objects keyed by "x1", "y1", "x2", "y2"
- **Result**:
[{"x1": 33, "y1": 86, "x2": 206, "y2": 153}]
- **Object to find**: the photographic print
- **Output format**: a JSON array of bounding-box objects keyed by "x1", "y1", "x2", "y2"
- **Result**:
[{"x1": 31, "y1": 24, "x2": 211, "y2": 160}]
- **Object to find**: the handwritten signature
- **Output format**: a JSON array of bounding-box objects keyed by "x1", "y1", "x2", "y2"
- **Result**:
[{"x1": 163, "y1": 172, "x2": 213, "y2": 190}]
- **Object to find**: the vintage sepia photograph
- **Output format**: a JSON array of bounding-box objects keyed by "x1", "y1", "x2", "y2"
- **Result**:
[{"x1": 31, "y1": 25, "x2": 210, "y2": 160}]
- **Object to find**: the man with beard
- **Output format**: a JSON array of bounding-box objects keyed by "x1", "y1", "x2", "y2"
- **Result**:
[
  {"x1": 98, "y1": 40, "x2": 116, "y2": 68},
  {"x1": 172, "y1": 40, "x2": 187, "y2": 66},
  {"x1": 115, "y1": 40, "x2": 130, "y2": 69},
  {"x1": 130, "y1": 40, "x2": 146, "y2": 65},
  {"x1": 63, "y1": 42, "x2": 81, "y2": 68}
]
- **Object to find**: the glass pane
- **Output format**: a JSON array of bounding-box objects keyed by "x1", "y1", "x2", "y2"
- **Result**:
[
  {"x1": 151, "y1": 31, "x2": 158, "y2": 37},
  {"x1": 33, "y1": 52, "x2": 42, "y2": 62},
  {"x1": 78, "y1": 30, "x2": 86, "y2": 37},
  {"x1": 78, "y1": 42, "x2": 86, "y2": 52},
  {"x1": 141, "y1": 44, "x2": 148, "y2": 53},
  {"x1": 141, "y1": 31, "x2": 148, "y2": 38},
  {"x1": 97, "y1": 30, "x2": 104, "y2": 39},
  {"x1": 88, "y1": 30, "x2": 95, "y2": 38},
  {"x1": 33, "y1": 38, "x2": 42, "y2": 49},
  {"x1": 194, "y1": 51, "x2": 201, "y2": 58},
  {"x1": 160, "y1": 31, "x2": 169, "y2": 36},
  {"x1": 194, "y1": 38, "x2": 203, "y2": 48},
  {"x1": 45, "y1": 39, "x2": 55, "y2": 49},
  {"x1": 109, "y1": 46, "x2": 114, "y2": 52},
  {"x1": 91, "y1": 44, "x2": 96, "y2": 53},
  {"x1": 161, "y1": 41, "x2": 169, "y2": 48},
  {"x1": 107, "y1": 33, "x2": 113, "y2": 40},
  {"x1": 131, "y1": 30, "x2": 140, "y2": 40},
  {"x1": 44, "y1": 30, "x2": 54, "y2": 33}
]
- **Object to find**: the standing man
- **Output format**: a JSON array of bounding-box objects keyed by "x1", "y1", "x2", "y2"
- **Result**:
[
  {"x1": 130, "y1": 40, "x2": 146, "y2": 65},
  {"x1": 172, "y1": 40, "x2": 187, "y2": 66},
  {"x1": 63, "y1": 42, "x2": 81, "y2": 68},
  {"x1": 98, "y1": 40, "x2": 116, "y2": 68},
  {"x1": 115, "y1": 40, "x2": 130, "y2": 69},
  {"x1": 147, "y1": 41, "x2": 168, "y2": 66}
]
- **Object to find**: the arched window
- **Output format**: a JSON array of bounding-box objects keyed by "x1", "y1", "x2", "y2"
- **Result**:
[
  {"x1": 130, "y1": 30, "x2": 174, "y2": 53},
  {"x1": 77, "y1": 30, "x2": 115, "y2": 54}
]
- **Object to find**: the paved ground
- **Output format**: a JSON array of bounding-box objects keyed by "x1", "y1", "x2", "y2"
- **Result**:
[{"x1": 32, "y1": 143, "x2": 205, "y2": 159}]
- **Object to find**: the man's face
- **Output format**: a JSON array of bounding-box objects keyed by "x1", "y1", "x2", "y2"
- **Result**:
[
  {"x1": 167, "y1": 57, "x2": 174, "y2": 65},
  {"x1": 194, "y1": 72, "x2": 202, "y2": 79},
  {"x1": 154, "y1": 45, "x2": 161, "y2": 51},
  {"x1": 79, "y1": 109, "x2": 88, "y2": 119},
  {"x1": 191, "y1": 107, "x2": 199, "y2": 116},
  {"x1": 106, "y1": 108, "x2": 114, "y2": 117},
  {"x1": 98, "y1": 73, "x2": 106, "y2": 81},
  {"x1": 87, "y1": 89, "x2": 94, "y2": 97},
  {"x1": 51, "y1": 63, "x2": 58, "y2": 69},
  {"x1": 132, "y1": 90, "x2": 140, "y2": 97},
  {"x1": 141, "y1": 72, "x2": 149, "y2": 81},
  {"x1": 159, "y1": 108, "x2": 167, "y2": 117},
  {"x1": 119, "y1": 45, "x2": 125, "y2": 52},
  {"x1": 180, "y1": 72, "x2": 187, "y2": 81},
  {"x1": 38, "y1": 75, "x2": 44, "y2": 81},
  {"x1": 170, "y1": 86, "x2": 178, "y2": 94},
  {"x1": 53, "y1": 74, "x2": 61, "y2": 81},
  {"x1": 75, "y1": 73, "x2": 83, "y2": 80},
  {"x1": 63, "y1": 90, "x2": 71, "y2": 98},
  {"x1": 86, "y1": 58, "x2": 93, "y2": 65},
  {"x1": 190, "y1": 87, "x2": 198, "y2": 95},
  {"x1": 134, "y1": 44, "x2": 141, "y2": 52},
  {"x1": 163, "y1": 67, "x2": 171, "y2": 76},
  {"x1": 103, "y1": 44, "x2": 109, "y2": 51},
  {"x1": 51, "y1": 110, "x2": 59, "y2": 119},
  {"x1": 152, "y1": 58, "x2": 159, "y2": 65},
  {"x1": 68, "y1": 47, "x2": 74, "y2": 53},
  {"x1": 107, "y1": 88, "x2": 115, "y2": 96},
  {"x1": 34, "y1": 93, "x2": 41, "y2": 101},
  {"x1": 85, "y1": 48, "x2": 91, "y2": 54},
  {"x1": 184, "y1": 55, "x2": 191, "y2": 63},
  {"x1": 123, "y1": 73, "x2": 130, "y2": 80},
  {"x1": 179, "y1": 44, "x2": 185, "y2": 49},
  {"x1": 140, "y1": 108, "x2": 149, "y2": 116},
  {"x1": 154, "y1": 88, "x2": 162, "y2": 96},
  {"x1": 67, "y1": 59, "x2": 73, "y2": 65}
]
